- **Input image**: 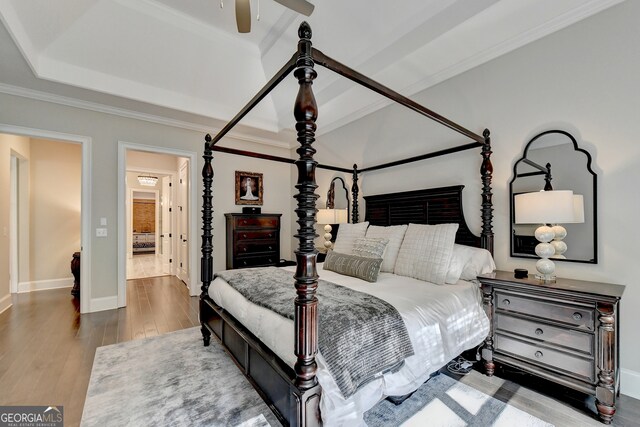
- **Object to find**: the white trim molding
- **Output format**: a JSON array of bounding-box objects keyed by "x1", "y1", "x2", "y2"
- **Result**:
[
  {"x1": 0, "y1": 123, "x2": 92, "y2": 314},
  {"x1": 0, "y1": 294, "x2": 12, "y2": 315},
  {"x1": 18, "y1": 278, "x2": 73, "y2": 293},
  {"x1": 621, "y1": 368, "x2": 640, "y2": 400},
  {"x1": 90, "y1": 296, "x2": 118, "y2": 313}
]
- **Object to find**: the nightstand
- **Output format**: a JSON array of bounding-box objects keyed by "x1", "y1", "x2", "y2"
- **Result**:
[{"x1": 478, "y1": 271, "x2": 625, "y2": 424}]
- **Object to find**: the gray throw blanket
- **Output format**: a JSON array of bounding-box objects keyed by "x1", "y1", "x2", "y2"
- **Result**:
[{"x1": 215, "y1": 267, "x2": 414, "y2": 399}]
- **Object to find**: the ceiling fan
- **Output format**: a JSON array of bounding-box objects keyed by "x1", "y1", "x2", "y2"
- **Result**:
[{"x1": 232, "y1": 0, "x2": 314, "y2": 33}]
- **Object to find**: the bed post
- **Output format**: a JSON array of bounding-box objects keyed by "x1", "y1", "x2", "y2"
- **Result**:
[
  {"x1": 480, "y1": 128, "x2": 494, "y2": 255},
  {"x1": 292, "y1": 21, "x2": 322, "y2": 426},
  {"x1": 352, "y1": 164, "x2": 359, "y2": 223},
  {"x1": 200, "y1": 134, "x2": 214, "y2": 346}
]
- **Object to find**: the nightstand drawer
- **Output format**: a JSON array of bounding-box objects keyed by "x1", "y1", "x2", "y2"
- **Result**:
[
  {"x1": 495, "y1": 291, "x2": 594, "y2": 331},
  {"x1": 495, "y1": 313, "x2": 593, "y2": 355},
  {"x1": 496, "y1": 334, "x2": 595, "y2": 382}
]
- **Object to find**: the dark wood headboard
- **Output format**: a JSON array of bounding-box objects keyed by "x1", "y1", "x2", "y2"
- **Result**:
[{"x1": 364, "y1": 185, "x2": 481, "y2": 248}]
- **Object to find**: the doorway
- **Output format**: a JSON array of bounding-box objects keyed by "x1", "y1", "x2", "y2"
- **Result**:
[
  {"x1": 0, "y1": 125, "x2": 91, "y2": 314},
  {"x1": 117, "y1": 142, "x2": 198, "y2": 308}
]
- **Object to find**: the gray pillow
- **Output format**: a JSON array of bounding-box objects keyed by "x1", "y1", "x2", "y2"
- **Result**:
[
  {"x1": 324, "y1": 251, "x2": 383, "y2": 283},
  {"x1": 352, "y1": 237, "x2": 389, "y2": 259}
]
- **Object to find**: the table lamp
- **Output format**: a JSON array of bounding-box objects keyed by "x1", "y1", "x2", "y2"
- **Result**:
[
  {"x1": 317, "y1": 208, "x2": 348, "y2": 250},
  {"x1": 514, "y1": 190, "x2": 575, "y2": 281}
]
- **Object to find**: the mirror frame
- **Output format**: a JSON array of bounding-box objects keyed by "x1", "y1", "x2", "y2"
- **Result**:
[
  {"x1": 509, "y1": 129, "x2": 598, "y2": 264},
  {"x1": 326, "y1": 176, "x2": 350, "y2": 223}
]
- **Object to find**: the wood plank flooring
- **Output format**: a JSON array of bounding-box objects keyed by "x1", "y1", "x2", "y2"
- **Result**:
[
  {"x1": 1, "y1": 277, "x2": 639, "y2": 427},
  {"x1": 0, "y1": 276, "x2": 199, "y2": 427}
]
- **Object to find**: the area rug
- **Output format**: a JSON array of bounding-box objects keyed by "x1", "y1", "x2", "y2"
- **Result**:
[
  {"x1": 83, "y1": 326, "x2": 553, "y2": 427},
  {"x1": 364, "y1": 373, "x2": 554, "y2": 427},
  {"x1": 81, "y1": 327, "x2": 279, "y2": 427}
]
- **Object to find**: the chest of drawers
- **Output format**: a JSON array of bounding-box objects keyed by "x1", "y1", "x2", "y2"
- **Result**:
[
  {"x1": 225, "y1": 213, "x2": 281, "y2": 269},
  {"x1": 478, "y1": 271, "x2": 624, "y2": 424}
]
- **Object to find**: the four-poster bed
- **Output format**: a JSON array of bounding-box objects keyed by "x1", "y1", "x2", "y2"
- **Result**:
[{"x1": 200, "y1": 22, "x2": 494, "y2": 426}]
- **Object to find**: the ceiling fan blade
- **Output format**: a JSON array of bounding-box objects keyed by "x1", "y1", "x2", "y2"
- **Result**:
[
  {"x1": 272, "y1": 0, "x2": 314, "y2": 16},
  {"x1": 235, "y1": 0, "x2": 251, "y2": 33}
]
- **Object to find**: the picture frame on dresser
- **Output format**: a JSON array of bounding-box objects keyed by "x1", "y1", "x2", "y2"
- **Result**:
[
  {"x1": 235, "y1": 171, "x2": 263, "y2": 205},
  {"x1": 478, "y1": 271, "x2": 625, "y2": 424}
]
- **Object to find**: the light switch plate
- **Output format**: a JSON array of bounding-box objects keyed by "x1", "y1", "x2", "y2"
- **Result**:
[
  {"x1": 100, "y1": 217, "x2": 107, "y2": 226},
  {"x1": 96, "y1": 228, "x2": 108, "y2": 237}
]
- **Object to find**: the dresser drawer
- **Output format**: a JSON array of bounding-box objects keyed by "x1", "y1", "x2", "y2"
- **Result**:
[
  {"x1": 235, "y1": 230, "x2": 278, "y2": 241},
  {"x1": 495, "y1": 313, "x2": 593, "y2": 355},
  {"x1": 236, "y1": 241, "x2": 278, "y2": 254},
  {"x1": 496, "y1": 334, "x2": 595, "y2": 382},
  {"x1": 235, "y1": 254, "x2": 278, "y2": 268},
  {"x1": 234, "y1": 216, "x2": 280, "y2": 229},
  {"x1": 495, "y1": 291, "x2": 594, "y2": 331}
]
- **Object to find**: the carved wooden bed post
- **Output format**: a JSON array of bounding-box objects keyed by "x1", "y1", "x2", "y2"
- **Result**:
[
  {"x1": 480, "y1": 128, "x2": 494, "y2": 254},
  {"x1": 200, "y1": 134, "x2": 214, "y2": 346},
  {"x1": 293, "y1": 21, "x2": 322, "y2": 426},
  {"x1": 351, "y1": 164, "x2": 359, "y2": 223}
]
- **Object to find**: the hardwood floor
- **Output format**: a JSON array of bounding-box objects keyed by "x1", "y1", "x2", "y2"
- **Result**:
[
  {"x1": 1, "y1": 278, "x2": 639, "y2": 427},
  {"x1": 0, "y1": 276, "x2": 199, "y2": 427}
]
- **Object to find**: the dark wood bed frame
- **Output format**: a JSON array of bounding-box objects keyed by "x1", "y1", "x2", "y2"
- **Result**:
[{"x1": 199, "y1": 22, "x2": 494, "y2": 426}]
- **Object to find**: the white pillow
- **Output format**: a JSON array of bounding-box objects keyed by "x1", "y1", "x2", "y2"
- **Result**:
[
  {"x1": 352, "y1": 237, "x2": 389, "y2": 259},
  {"x1": 394, "y1": 223, "x2": 459, "y2": 285},
  {"x1": 460, "y1": 246, "x2": 496, "y2": 281},
  {"x1": 332, "y1": 222, "x2": 369, "y2": 254},
  {"x1": 365, "y1": 225, "x2": 408, "y2": 272},
  {"x1": 445, "y1": 244, "x2": 497, "y2": 284}
]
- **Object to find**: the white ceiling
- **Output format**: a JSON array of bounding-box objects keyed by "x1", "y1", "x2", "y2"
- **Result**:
[{"x1": 0, "y1": 0, "x2": 624, "y2": 148}]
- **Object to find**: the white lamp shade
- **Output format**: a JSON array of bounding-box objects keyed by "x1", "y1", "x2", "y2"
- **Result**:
[
  {"x1": 317, "y1": 208, "x2": 348, "y2": 225},
  {"x1": 571, "y1": 194, "x2": 585, "y2": 223},
  {"x1": 514, "y1": 190, "x2": 574, "y2": 224}
]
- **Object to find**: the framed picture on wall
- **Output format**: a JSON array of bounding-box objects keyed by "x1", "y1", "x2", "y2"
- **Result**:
[{"x1": 235, "y1": 171, "x2": 263, "y2": 205}]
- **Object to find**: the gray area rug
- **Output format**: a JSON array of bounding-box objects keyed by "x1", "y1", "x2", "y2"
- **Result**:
[
  {"x1": 81, "y1": 327, "x2": 279, "y2": 427},
  {"x1": 83, "y1": 327, "x2": 552, "y2": 427},
  {"x1": 364, "y1": 373, "x2": 554, "y2": 427}
]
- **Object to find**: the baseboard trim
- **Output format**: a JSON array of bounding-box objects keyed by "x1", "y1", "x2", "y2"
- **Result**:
[
  {"x1": 18, "y1": 278, "x2": 73, "y2": 293},
  {"x1": 621, "y1": 368, "x2": 640, "y2": 400},
  {"x1": 90, "y1": 296, "x2": 118, "y2": 313},
  {"x1": 0, "y1": 293, "x2": 12, "y2": 314}
]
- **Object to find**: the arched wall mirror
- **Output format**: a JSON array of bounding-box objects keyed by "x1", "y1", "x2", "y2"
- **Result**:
[
  {"x1": 510, "y1": 130, "x2": 597, "y2": 263},
  {"x1": 326, "y1": 177, "x2": 350, "y2": 222}
]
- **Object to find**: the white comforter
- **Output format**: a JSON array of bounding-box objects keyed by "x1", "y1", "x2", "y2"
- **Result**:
[{"x1": 209, "y1": 264, "x2": 489, "y2": 426}]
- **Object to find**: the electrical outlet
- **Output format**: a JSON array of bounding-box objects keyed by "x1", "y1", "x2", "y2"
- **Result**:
[{"x1": 96, "y1": 228, "x2": 108, "y2": 237}]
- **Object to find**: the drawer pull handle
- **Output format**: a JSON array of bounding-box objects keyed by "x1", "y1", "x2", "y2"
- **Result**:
[
  {"x1": 502, "y1": 299, "x2": 510, "y2": 306},
  {"x1": 243, "y1": 234, "x2": 247, "y2": 238},
  {"x1": 243, "y1": 248, "x2": 247, "y2": 252},
  {"x1": 269, "y1": 246, "x2": 273, "y2": 250},
  {"x1": 535, "y1": 351, "x2": 543, "y2": 359},
  {"x1": 535, "y1": 328, "x2": 543, "y2": 336},
  {"x1": 572, "y1": 312, "x2": 583, "y2": 321},
  {"x1": 268, "y1": 233, "x2": 273, "y2": 238},
  {"x1": 242, "y1": 220, "x2": 247, "y2": 225}
]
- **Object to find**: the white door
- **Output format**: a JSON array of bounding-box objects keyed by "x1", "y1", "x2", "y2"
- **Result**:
[
  {"x1": 161, "y1": 176, "x2": 172, "y2": 275},
  {"x1": 176, "y1": 163, "x2": 189, "y2": 286}
]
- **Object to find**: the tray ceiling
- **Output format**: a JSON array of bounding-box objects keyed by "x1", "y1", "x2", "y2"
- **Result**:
[{"x1": 0, "y1": 0, "x2": 624, "y2": 147}]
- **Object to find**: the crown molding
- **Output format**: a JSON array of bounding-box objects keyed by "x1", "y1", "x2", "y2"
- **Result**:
[{"x1": 0, "y1": 82, "x2": 291, "y2": 149}]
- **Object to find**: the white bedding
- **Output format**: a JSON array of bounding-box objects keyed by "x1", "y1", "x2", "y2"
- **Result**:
[{"x1": 209, "y1": 264, "x2": 489, "y2": 426}]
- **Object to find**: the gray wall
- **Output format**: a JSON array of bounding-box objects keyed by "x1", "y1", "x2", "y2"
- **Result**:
[{"x1": 316, "y1": 1, "x2": 640, "y2": 395}]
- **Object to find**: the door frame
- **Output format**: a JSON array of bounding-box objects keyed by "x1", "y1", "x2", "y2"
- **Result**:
[
  {"x1": 0, "y1": 123, "x2": 92, "y2": 313},
  {"x1": 117, "y1": 141, "x2": 199, "y2": 307},
  {"x1": 9, "y1": 154, "x2": 19, "y2": 294}
]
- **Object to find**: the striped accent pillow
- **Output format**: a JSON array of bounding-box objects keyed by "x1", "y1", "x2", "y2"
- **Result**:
[
  {"x1": 324, "y1": 251, "x2": 383, "y2": 283},
  {"x1": 352, "y1": 237, "x2": 389, "y2": 259}
]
